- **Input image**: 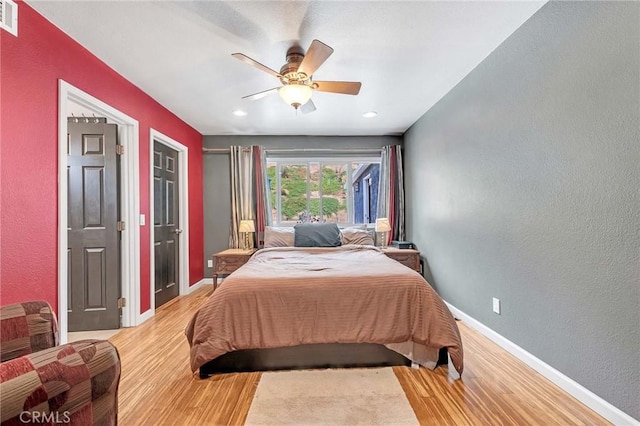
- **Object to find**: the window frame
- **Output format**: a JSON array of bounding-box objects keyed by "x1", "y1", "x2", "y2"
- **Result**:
[{"x1": 267, "y1": 155, "x2": 381, "y2": 227}]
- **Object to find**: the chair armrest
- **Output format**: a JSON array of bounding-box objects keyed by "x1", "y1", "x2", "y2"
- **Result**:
[
  {"x1": 1, "y1": 339, "x2": 121, "y2": 425},
  {"x1": 1, "y1": 301, "x2": 58, "y2": 362}
]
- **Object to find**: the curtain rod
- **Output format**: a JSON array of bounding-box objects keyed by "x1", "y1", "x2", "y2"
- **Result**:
[
  {"x1": 202, "y1": 147, "x2": 384, "y2": 154},
  {"x1": 267, "y1": 148, "x2": 383, "y2": 153},
  {"x1": 202, "y1": 147, "x2": 234, "y2": 153}
]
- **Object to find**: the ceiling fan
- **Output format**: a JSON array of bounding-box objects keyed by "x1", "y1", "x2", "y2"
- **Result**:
[{"x1": 232, "y1": 40, "x2": 362, "y2": 114}]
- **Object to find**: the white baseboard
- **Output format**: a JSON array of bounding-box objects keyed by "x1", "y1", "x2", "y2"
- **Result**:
[
  {"x1": 134, "y1": 278, "x2": 209, "y2": 324},
  {"x1": 187, "y1": 278, "x2": 211, "y2": 293},
  {"x1": 137, "y1": 308, "x2": 153, "y2": 325},
  {"x1": 445, "y1": 302, "x2": 639, "y2": 426}
]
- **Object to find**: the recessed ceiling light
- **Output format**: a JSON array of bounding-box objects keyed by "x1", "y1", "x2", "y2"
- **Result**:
[
  {"x1": 232, "y1": 109, "x2": 247, "y2": 117},
  {"x1": 362, "y1": 111, "x2": 377, "y2": 118}
]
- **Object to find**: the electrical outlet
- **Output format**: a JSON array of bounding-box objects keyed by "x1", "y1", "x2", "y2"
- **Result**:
[
  {"x1": 207, "y1": 260, "x2": 213, "y2": 268},
  {"x1": 493, "y1": 297, "x2": 501, "y2": 315}
]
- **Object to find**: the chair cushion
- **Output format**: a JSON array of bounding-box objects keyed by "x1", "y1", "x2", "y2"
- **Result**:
[{"x1": 0, "y1": 339, "x2": 121, "y2": 424}]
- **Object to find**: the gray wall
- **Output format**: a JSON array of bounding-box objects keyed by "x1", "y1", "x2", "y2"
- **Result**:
[
  {"x1": 404, "y1": 1, "x2": 639, "y2": 419},
  {"x1": 203, "y1": 135, "x2": 401, "y2": 276}
]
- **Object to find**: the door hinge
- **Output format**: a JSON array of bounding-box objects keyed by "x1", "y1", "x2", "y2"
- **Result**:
[
  {"x1": 116, "y1": 145, "x2": 125, "y2": 155},
  {"x1": 117, "y1": 221, "x2": 126, "y2": 231},
  {"x1": 117, "y1": 297, "x2": 126, "y2": 309}
]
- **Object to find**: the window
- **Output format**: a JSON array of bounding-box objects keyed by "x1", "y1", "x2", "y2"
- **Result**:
[{"x1": 267, "y1": 157, "x2": 380, "y2": 226}]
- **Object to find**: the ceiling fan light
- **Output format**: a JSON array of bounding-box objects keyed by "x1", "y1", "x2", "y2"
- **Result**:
[{"x1": 279, "y1": 84, "x2": 312, "y2": 109}]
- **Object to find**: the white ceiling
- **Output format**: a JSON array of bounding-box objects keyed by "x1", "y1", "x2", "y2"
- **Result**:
[{"x1": 28, "y1": 1, "x2": 547, "y2": 136}]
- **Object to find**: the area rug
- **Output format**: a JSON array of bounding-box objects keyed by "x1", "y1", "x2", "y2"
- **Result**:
[{"x1": 244, "y1": 368, "x2": 418, "y2": 425}]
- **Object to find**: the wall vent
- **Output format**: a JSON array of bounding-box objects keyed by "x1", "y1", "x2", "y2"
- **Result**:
[{"x1": 0, "y1": 0, "x2": 18, "y2": 36}]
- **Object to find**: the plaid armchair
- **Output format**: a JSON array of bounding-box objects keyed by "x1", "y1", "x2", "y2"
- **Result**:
[{"x1": 0, "y1": 301, "x2": 121, "y2": 425}]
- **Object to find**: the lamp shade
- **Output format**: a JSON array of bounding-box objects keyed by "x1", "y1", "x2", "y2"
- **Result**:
[
  {"x1": 239, "y1": 220, "x2": 255, "y2": 233},
  {"x1": 279, "y1": 84, "x2": 312, "y2": 108},
  {"x1": 375, "y1": 218, "x2": 391, "y2": 232}
]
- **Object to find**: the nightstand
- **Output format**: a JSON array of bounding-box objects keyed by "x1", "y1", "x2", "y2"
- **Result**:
[
  {"x1": 381, "y1": 247, "x2": 421, "y2": 273},
  {"x1": 212, "y1": 248, "x2": 257, "y2": 291}
]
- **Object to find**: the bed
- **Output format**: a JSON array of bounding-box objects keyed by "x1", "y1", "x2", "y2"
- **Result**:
[{"x1": 185, "y1": 245, "x2": 464, "y2": 377}]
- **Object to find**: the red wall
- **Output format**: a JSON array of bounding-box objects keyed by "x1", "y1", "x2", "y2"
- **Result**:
[{"x1": 0, "y1": 3, "x2": 204, "y2": 314}]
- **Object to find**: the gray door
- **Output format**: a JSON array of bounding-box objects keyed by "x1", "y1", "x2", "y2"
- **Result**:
[
  {"x1": 67, "y1": 118, "x2": 121, "y2": 331},
  {"x1": 154, "y1": 141, "x2": 180, "y2": 308}
]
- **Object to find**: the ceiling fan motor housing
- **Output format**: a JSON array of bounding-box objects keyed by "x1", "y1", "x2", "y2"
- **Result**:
[{"x1": 280, "y1": 48, "x2": 310, "y2": 84}]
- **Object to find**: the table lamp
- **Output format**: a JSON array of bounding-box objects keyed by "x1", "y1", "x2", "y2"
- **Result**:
[
  {"x1": 239, "y1": 220, "x2": 255, "y2": 250},
  {"x1": 375, "y1": 218, "x2": 391, "y2": 248}
]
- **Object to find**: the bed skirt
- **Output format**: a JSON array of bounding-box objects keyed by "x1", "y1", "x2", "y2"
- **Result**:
[{"x1": 199, "y1": 343, "x2": 448, "y2": 378}]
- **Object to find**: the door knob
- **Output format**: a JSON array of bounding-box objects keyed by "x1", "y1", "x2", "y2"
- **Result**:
[{"x1": 173, "y1": 229, "x2": 183, "y2": 234}]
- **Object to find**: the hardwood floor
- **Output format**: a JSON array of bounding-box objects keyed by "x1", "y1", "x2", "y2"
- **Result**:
[
  {"x1": 394, "y1": 323, "x2": 609, "y2": 425},
  {"x1": 110, "y1": 286, "x2": 609, "y2": 425}
]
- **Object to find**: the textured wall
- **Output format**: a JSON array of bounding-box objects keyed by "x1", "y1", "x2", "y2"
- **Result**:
[
  {"x1": 202, "y1": 135, "x2": 400, "y2": 276},
  {"x1": 0, "y1": 4, "x2": 204, "y2": 313},
  {"x1": 404, "y1": 1, "x2": 639, "y2": 418}
]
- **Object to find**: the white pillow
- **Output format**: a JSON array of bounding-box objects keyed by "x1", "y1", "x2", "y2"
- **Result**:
[{"x1": 264, "y1": 226, "x2": 295, "y2": 248}]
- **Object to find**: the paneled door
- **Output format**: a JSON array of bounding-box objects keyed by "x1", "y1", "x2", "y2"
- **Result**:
[
  {"x1": 67, "y1": 118, "x2": 121, "y2": 331},
  {"x1": 154, "y1": 141, "x2": 181, "y2": 308}
]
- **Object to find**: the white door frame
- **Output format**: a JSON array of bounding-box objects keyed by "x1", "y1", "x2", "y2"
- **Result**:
[
  {"x1": 58, "y1": 80, "x2": 141, "y2": 343},
  {"x1": 363, "y1": 174, "x2": 372, "y2": 223},
  {"x1": 149, "y1": 129, "x2": 190, "y2": 312}
]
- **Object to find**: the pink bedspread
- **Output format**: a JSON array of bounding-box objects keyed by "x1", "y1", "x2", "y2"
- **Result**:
[{"x1": 185, "y1": 246, "x2": 463, "y2": 374}]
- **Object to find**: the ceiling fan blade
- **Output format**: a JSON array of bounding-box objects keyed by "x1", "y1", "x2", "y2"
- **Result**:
[
  {"x1": 242, "y1": 87, "x2": 280, "y2": 100},
  {"x1": 232, "y1": 53, "x2": 282, "y2": 78},
  {"x1": 297, "y1": 40, "x2": 334, "y2": 77},
  {"x1": 313, "y1": 81, "x2": 362, "y2": 95},
  {"x1": 300, "y1": 99, "x2": 317, "y2": 114}
]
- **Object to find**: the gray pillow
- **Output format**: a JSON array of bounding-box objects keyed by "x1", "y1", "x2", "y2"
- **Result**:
[{"x1": 294, "y1": 223, "x2": 342, "y2": 247}]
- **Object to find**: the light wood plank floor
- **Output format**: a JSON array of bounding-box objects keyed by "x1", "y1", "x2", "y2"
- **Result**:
[{"x1": 109, "y1": 286, "x2": 608, "y2": 425}]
